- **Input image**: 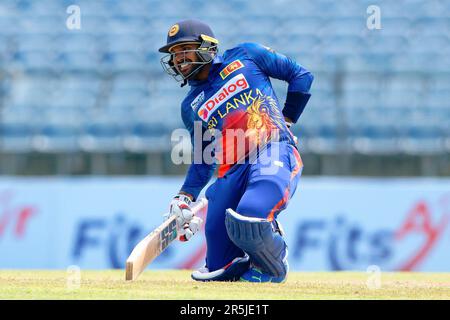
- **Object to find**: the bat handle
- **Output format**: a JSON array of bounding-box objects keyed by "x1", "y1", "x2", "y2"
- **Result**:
[{"x1": 191, "y1": 197, "x2": 208, "y2": 214}]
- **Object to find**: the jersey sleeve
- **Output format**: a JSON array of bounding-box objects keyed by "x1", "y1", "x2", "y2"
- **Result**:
[
  {"x1": 179, "y1": 103, "x2": 216, "y2": 201},
  {"x1": 240, "y1": 42, "x2": 314, "y2": 123}
]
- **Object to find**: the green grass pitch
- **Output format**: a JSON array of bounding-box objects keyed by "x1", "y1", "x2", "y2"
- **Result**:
[{"x1": 0, "y1": 270, "x2": 449, "y2": 299}]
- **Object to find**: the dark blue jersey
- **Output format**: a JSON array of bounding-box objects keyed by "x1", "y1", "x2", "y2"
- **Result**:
[{"x1": 180, "y1": 42, "x2": 313, "y2": 200}]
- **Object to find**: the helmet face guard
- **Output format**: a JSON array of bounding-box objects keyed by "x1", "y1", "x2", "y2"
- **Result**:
[{"x1": 160, "y1": 36, "x2": 219, "y2": 83}]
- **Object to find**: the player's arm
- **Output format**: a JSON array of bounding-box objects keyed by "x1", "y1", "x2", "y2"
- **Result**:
[
  {"x1": 179, "y1": 105, "x2": 216, "y2": 201},
  {"x1": 166, "y1": 104, "x2": 216, "y2": 241},
  {"x1": 241, "y1": 42, "x2": 314, "y2": 125}
]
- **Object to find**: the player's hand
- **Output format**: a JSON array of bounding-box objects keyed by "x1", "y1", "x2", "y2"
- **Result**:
[
  {"x1": 285, "y1": 120, "x2": 298, "y2": 146},
  {"x1": 164, "y1": 193, "x2": 203, "y2": 242},
  {"x1": 178, "y1": 216, "x2": 203, "y2": 242},
  {"x1": 165, "y1": 194, "x2": 194, "y2": 226}
]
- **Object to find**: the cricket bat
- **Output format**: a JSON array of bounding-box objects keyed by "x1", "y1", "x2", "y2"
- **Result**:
[{"x1": 125, "y1": 198, "x2": 208, "y2": 281}]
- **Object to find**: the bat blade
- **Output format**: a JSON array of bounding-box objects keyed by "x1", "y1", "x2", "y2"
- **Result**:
[
  {"x1": 125, "y1": 198, "x2": 208, "y2": 281},
  {"x1": 125, "y1": 215, "x2": 177, "y2": 281}
]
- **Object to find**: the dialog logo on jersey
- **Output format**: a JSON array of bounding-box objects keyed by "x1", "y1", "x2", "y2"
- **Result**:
[
  {"x1": 198, "y1": 73, "x2": 249, "y2": 121},
  {"x1": 220, "y1": 60, "x2": 244, "y2": 80}
]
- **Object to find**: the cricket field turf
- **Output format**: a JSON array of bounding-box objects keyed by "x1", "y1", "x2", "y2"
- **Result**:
[{"x1": 0, "y1": 270, "x2": 449, "y2": 300}]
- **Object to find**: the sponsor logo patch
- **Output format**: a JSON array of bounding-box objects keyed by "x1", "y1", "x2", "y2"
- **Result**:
[
  {"x1": 219, "y1": 60, "x2": 244, "y2": 80},
  {"x1": 197, "y1": 73, "x2": 249, "y2": 121},
  {"x1": 191, "y1": 91, "x2": 205, "y2": 110}
]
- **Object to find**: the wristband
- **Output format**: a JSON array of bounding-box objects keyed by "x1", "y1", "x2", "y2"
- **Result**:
[{"x1": 282, "y1": 91, "x2": 311, "y2": 123}]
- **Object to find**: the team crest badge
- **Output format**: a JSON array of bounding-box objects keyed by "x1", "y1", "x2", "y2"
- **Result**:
[{"x1": 169, "y1": 24, "x2": 179, "y2": 37}]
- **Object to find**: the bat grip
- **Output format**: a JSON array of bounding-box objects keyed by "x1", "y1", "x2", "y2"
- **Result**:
[{"x1": 191, "y1": 197, "x2": 208, "y2": 214}]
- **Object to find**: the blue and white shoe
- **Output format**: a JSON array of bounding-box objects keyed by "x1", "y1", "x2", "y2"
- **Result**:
[
  {"x1": 239, "y1": 251, "x2": 289, "y2": 283},
  {"x1": 239, "y1": 267, "x2": 286, "y2": 283},
  {"x1": 191, "y1": 254, "x2": 250, "y2": 282}
]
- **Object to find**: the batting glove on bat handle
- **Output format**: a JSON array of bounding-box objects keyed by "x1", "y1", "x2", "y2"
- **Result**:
[
  {"x1": 178, "y1": 216, "x2": 203, "y2": 242},
  {"x1": 166, "y1": 193, "x2": 194, "y2": 227}
]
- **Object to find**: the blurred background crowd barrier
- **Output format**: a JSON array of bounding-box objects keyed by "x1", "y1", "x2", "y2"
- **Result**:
[{"x1": 0, "y1": 0, "x2": 449, "y2": 176}]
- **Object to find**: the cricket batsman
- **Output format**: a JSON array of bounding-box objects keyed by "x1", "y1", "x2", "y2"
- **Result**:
[{"x1": 160, "y1": 19, "x2": 313, "y2": 283}]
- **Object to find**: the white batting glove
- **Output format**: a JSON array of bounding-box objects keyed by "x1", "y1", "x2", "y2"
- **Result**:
[
  {"x1": 178, "y1": 216, "x2": 203, "y2": 242},
  {"x1": 164, "y1": 194, "x2": 203, "y2": 241},
  {"x1": 165, "y1": 194, "x2": 194, "y2": 226}
]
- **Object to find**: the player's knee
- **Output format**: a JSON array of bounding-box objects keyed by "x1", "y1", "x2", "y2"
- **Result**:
[{"x1": 224, "y1": 208, "x2": 288, "y2": 278}]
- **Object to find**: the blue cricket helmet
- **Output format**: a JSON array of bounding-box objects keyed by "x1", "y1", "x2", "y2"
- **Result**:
[
  {"x1": 159, "y1": 19, "x2": 219, "y2": 84},
  {"x1": 159, "y1": 19, "x2": 218, "y2": 53}
]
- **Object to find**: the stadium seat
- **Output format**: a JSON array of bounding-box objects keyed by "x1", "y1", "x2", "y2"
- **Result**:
[
  {"x1": 0, "y1": 121, "x2": 35, "y2": 153},
  {"x1": 348, "y1": 124, "x2": 399, "y2": 155},
  {"x1": 12, "y1": 50, "x2": 57, "y2": 70},
  {"x1": 79, "y1": 117, "x2": 125, "y2": 152},
  {"x1": 399, "y1": 124, "x2": 445, "y2": 155},
  {"x1": 57, "y1": 51, "x2": 100, "y2": 71},
  {"x1": 124, "y1": 122, "x2": 171, "y2": 152},
  {"x1": 33, "y1": 121, "x2": 82, "y2": 153}
]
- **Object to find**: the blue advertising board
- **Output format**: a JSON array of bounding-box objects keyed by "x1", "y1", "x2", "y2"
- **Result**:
[{"x1": 0, "y1": 177, "x2": 449, "y2": 272}]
